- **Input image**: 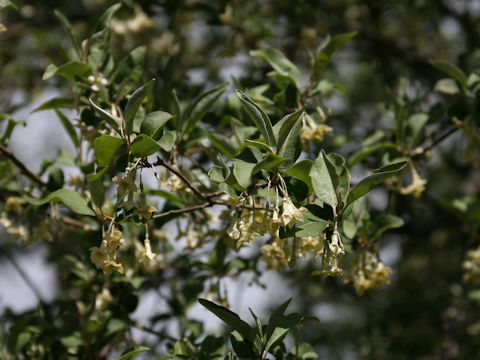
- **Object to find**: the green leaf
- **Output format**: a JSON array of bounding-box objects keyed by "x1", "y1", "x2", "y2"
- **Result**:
[
  {"x1": 369, "y1": 215, "x2": 404, "y2": 242},
  {"x1": 327, "y1": 153, "x2": 350, "y2": 203},
  {"x1": 310, "y1": 150, "x2": 338, "y2": 209},
  {"x1": 276, "y1": 110, "x2": 304, "y2": 168},
  {"x1": 230, "y1": 331, "x2": 256, "y2": 358},
  {"x1": 38, "y1": 188, "x2": 95, "y2": 216},
  {"x1": 296, "y1": 214, "x2": 329, "y2": 237},
  {"x1": 264, "y1": 327, "x2": 289, "y2": 355},
  {"x1": 94, "y1": 135, "x2": 124, "y2": 166},
  {"x1": 119, "y1": 346, "x2": 150, "y2": 360},
  {"x1": 0, "y1": 0, "x2": 18, "y2": 10},
  {"x1": 342, "y1": 197, "x2": 366, "y2": 238},
  {"x1": 181, "y1": 83, "x2": 228, "y2": 134},
  {"x1": 131, "y1": 134, "x2": 161, "y2": 157},
  {"x1": 54, "y1": 10, "x2": 82, "y2": 58},
  {"x1": 198, "y1": 299, "x2": 253, "y2": 341},
  {"x1": 314, "y1": 32, "x2": 357, "y2": 75},
  {"x1": 266, "y1": 299, "x2": 291, "y2": 340},
  {"x1": 252, "y1": 153, "x2": 284, "y2": 175},
  {"x1": 284, "y1": 160, "x2": 313, "y2": 194},
  {"x1": 236, "y1": 89, "x2": 276, "y2": 149},
  {"x1": 31, "y1": 97, "x2": 74, "y2": 113},
  {"x1": 124, "y1": 79, "x2": 155, "y2": 136},
  {"x1": 200, "y1": 336, "x2": 225, "y2": 359},
  {"x1": 429, "y1": 59, "x2": 468, "y2": 87},
  {"x1": 158, "y1": 130, "x2": 176, "y2": 151},
  {"x1": 291, "y1": 343, "x2": 317, "y2": 359},
  {"x1": 42, "y1": 61, "x2": 91, "y2": 81},
  {"x1": 346, "y1": 161, "x2": 408, "y2": 208},
  {"x1": 209, "y1": 165, "x2": 230, "y2": 183},
  {"x1": 404, "y1": 113, "x2": 428, "y2": 149},
  {"x1": 55, "y1": 110, "x2": 80, "y2": 147},
  {"x1": 94, "y1": 3, "x2": 121, "y2": 32},
  {"x1": 232, "y1": 147, "x2": 262, "y2": 188},
  {"x1": 348, "y1": 142, "x2": 397, "y2": 168},
  {"x1": 250, "y1": 48, "x2": 301, "y2": 88},
  {"x1": 140, "y1": 111, "x2": 173, "y2": 140},
  {"x1": 111, "y1": 46, "x2": 146, "y2": 99},
  {"x1": 89, "y1": 98, "x2": 120, "y2": 133},
  {"x1": 86, "y1": 167, "x2": 107, "y2": 208},
  {"x1": 208, "y1": 132, "x2": 237, "y2": 159},
  {"x1": 434, "y1": 78, "x2": 461, "y2": 95}
]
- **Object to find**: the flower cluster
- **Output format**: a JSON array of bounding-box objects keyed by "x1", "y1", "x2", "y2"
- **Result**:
[
  {"x1": 351, "y1": 251, "x2": 393, "y2": 295},
  {"x1": 227, "y1": 195, "x2": 308, "y2": 248},
  {"x1": 157, "y1": 171, "x2": 187, "y2": 192},
  {"x1": 300, "y1": 108, "x2": 333, "y2": 142},
  {"x1": 463, "y1": 246, "x2": 480, "y2": 284},
  {"x1": 316, "y1": 231, "x2": 345, "y2": 277},
  {"x1": 110, "y1": 6, "x2": 154, "y2": 35},
  {"x1": 261, "y1": 237, "x2": 290, "y2": 270},
  {"x1": 89, "y1": 228, "x2": 125, "y2": 275}
]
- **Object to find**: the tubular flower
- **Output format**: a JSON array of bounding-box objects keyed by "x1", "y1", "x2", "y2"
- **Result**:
[
  {"x1": 89, "y1": 228, "x2": 125, "y2": 275},
  {"x1": 5, "y1": 197, "x2": 24, "y2": 214},
  {"x1": 89, "y1": 240, "x2": 110, "y2": 269},
  {"x1": 297, "y1": 236, "x2": 324, "y2": 258},
  {"x1": 300, "y1": 112, "x2": 333, "y2": 142},
  {"x1": 399, "y1": 165, "x2": 426, "y2": 198},
  {"x1": 316, "y1": 231, "x2": 345, "y2": 278},
  {"x1": 261, "y1": 237, "x2": 289, "y2": 270},
  {"x1": 112, "y1": 171, "x2": 137, "y2": 197},
  {"x1": 352, "y1": 251, "x2": 393, "y2": 295},
  {"x1": 138, "y1": 236, "x2": 162, "y2": 273},
  {"x1": 280, "y1": 196, "x2": 308, "y2": 228}
]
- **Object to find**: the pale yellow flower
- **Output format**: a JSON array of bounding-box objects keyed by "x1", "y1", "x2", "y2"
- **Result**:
[
  {"x1": 280, "y1": 197, "x2": 308, "y2": 228},
  {"x1": 102, "y1": 260, "x2": 124, "y2": 275},
  {"x1": 399, "y1": 165, "x2": 426, "y2": 198},
  {"x1": 297, "y1": 236, "x2": 324, "y2": 258},
  {"x1": 5, "y1": 197, "x2": 24, "y2": 214},
  {"x1": 112, "y1": 171, "x2": 137, "y2": 197},
  {"x1": 95, "y1": 288, "x2": 113, "y2": 311},
  {"x1": 301, "y1": 113, "x2": 333, "y2": 142},
  {"x1": 261, "y1": 241, "x2": 289, "y2": 270},
  {"x1": 105, "y1": 229, "x2": 125, "y2": 249},
  {"x1": 351, "y1": 252, "x2": 393, "y2": 295},
  {"x1": 226, "y1": 220, "x2": 241, "y2": 240},
  {"x1": 133, "y1": 205, "x2": 158, "y2": 220},
  {"x1": 463, "y1": 246, "x2": 480, "y2": 284},
  {"x1": 89, "y1": 241, "x2": 110, "y2": 269}
]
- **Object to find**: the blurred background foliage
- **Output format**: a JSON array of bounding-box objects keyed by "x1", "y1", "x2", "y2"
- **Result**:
[{"x1": 1, "y1": 0, "x2": 480, "y2": 359}]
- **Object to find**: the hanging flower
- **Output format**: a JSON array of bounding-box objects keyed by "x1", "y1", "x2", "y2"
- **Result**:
[
  {"x1": 280, "y1": 196, "x2": 308, "y2": 228},
  {"x1": 300, "y1": 112, "x2": 333, "y2": 142},
  {"x1": 112, "y1": 171, "x2": 137, "y2": 197}
]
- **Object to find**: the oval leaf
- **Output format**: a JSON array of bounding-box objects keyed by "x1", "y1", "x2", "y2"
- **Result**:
[
  {"x1": 131, "y1": 134, "x2": 161, "y2": 157},
  {"x1": 346, "y1": 161, "x2": 408, "y2": 208},
  {"x1": 94, "y1": 135, "x2": 124, "y2": 166},
  {"x1": 198, "y1": 299, "x2": 253, "y2": 341},
  {"x1": 38, "y1": 188, "x2": 95, "y2": 216}
]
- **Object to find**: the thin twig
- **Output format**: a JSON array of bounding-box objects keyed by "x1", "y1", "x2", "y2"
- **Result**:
[
  {"x1": 152, "y1": 158, "x2": 207, "y2": 200},
  {"x1": 185, "y1": 153, "x2": 210, "y2": 176},
  {"x1": 152, "y1": 202, "x2": 221, "y2": 219},
  {"x1": 0, "y1": 144, "x2": 46, "y2": 187},
  {"x1": 414, "y1": 126, "x2": 460, "y2": 158},
  {"x1": 60, "y1": 216, "x2": 90, "y2": 228},
  {"x1": 4, "y1": 251, "x2": 44, "y2": 303},
  {"x1": 132, "y1": 322, "x2": 177, "y2": 341}
]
